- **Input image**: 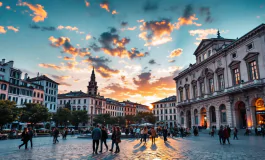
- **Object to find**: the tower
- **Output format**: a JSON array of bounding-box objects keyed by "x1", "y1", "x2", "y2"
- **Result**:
[{"x1": 87, "y1": 67, "x2": 98, "y2": 96}]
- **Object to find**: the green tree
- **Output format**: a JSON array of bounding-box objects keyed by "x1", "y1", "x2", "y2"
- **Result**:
[
  {"x1": 71, "y1": 110, "x2": 89, "y2": 129},
  {"x1": 0, "y1": 100, "x2": 18, "y2": 130},
  {"x1": 93, "y1": 114, "x2": 111, "y2": 125},
  {"x1": 53, "y1": 108, "x2": 72, "y2": 127},
  {"x1": 20, "y1": 103, "x2": 50, "y2": 127},
  {"x1": 136, "y1": 112, "x2": 156, "y2": 124}
]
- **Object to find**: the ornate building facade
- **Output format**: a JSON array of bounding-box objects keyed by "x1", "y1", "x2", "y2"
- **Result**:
[{"x1": 174, "y1": 24, "x2": 265, "y2": 130}]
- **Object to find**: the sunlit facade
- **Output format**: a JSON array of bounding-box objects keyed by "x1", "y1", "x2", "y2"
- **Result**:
[{"x1": 174, "y1": 24, "x2": 265, "y2": 129}]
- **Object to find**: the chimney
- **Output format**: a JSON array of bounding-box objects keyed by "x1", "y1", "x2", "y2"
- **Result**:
[
  {"x1": 2, "y1": 59, "x2": 5, "y2": 64},
  {"x1": 24, "y1": 73, "x2": 28, "y2": 80}
]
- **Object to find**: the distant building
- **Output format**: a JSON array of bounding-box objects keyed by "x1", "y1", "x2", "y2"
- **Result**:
[
  {"x1": 174, "y1": 24, "x2": 265, "y2": 130},
  {"x1": 106, "y1": 98, "x2": 124, "y2": 117},
  {"x1": 136, "y1": 104, "x2": 151, "y2": 113},
  {"x1": 121, "y1": 100, "x2": 137, "y2": 116},
  {"x1": 28, "y1": 74, "x2": 59, "y2": 112},
  {"x1": 151, "y1": 96, "x2": 177, "y2": 128}
]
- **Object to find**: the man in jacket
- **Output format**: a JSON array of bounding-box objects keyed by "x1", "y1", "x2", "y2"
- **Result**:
[
  {"x1": 109, "y1": 126, "x2": 116, "y2": 152},
  {"x1": 99, "y1": 126, "x2": 108, "y2": 152},
  {"x1": 53, "y1": 128, "x2": 59, "y2": 144},
  {"x1": 28, "y1": 127, "x2": 34, "y2": 148},
  {"x1": 92, "y1": 125, "x2": 102, "y2": 154}
]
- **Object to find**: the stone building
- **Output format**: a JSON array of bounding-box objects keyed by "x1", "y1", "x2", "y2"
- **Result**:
[
  {"x1": 136, "y1": 104, "x2": 151, "y2": 113},
  {"x1": 106, "y1": 98, "x2": 124, "y2": 117},
  {"x1": 174, "y1": 24, "x2": 265, "y2": 130},
  {"x1": 151, "y1": 96, "x2": 177, "y2": 128}
]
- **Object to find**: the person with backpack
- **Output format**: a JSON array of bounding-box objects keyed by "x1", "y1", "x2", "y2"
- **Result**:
[{"x1": 99, "y1": 126, "x2": 108, "y2": 152}]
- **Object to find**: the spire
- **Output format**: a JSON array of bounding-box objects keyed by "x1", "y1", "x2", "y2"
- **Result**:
[
  {"x1": 217, "y1": 29, "x2": 221, "y2": 38},
  {"x1": 92, "y1": 66, "x2": 95, "y2": 75},
  {"x1": 91, "y1": 66, "x2": 95, "y2": 81}
]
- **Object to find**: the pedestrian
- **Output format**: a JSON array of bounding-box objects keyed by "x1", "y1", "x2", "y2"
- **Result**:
[
  {"x1": 163, "y1": 127, "x2": 168, "y2": 142},
  {"x1": 140, "y1": 128, "x2": 144, "y2": 142},
  {"x1": 218, "y1": 126, "x2": 224, "y2": 145},
  {"x1": 136, "y1": 127, "x2": 140, "y2": 139},
  {"x1": 227, "y1": 125, "x2": 231, "y2": 138},
  {"x1": 233, "y1": 127, "x2": 238, "y2": 140},
  {"x1": 65, "y1": 128, "x2": 68, "y2": 139},
  {"x1": 143, "y1": 126, "x2": 148, "y2": 143},
  {"x1": 71, "y1": 128, "x2": 75, "y2": 137},
  {"x1": 18, "y1": 128, "x2": 29, "y2": 150},
  {"x1": 261, "y1": 126, "x2": 265, "y2": 137},
  {"x1": 28, "y1": 127, "x2": 34, "y2": 148},
  {"x1": 99, "y1": 126, "x2": 108, "y2": 152},
  {"x1": 180, "y1": 127, "x2": 184, "y2": 138},
  {"x1": 53, "y1": 128, "x2": 59, "y2": 144},
  {"x1": 223, "y1": 126, "x2": 230, "y2": 145},
  {"x1": 92, "y1": 125, "x2": 102, "y2": 154},
  {"x1": 125, "y1": 127, "x2": 129, "y2": 136},
  {"x1": 133, "y1": 127, "x2": 136, "y2": 138},
  {"x1": 151, "y1": 127, "x2": 156, "y2": 144},
  {"x1": 115, "y1": 127, "x2": 121, "y2": 153},
  {"x1": 211, "y1": 127, "x2": 215, "y2": 137},
  {"x1": 109, "y1": 126, "x2": 116, "y2": 152}
]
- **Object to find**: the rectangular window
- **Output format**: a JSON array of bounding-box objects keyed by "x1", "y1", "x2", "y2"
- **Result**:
[
  {"x1": 221, "y1": 112, "x2": 226, "y2": 123},
  {"x1": 200, "y1": 82, "x2": 205, "y2": 96},
  {"x1": 234, "y1": 68, "x2": 241, "y2": 85},
  {"x1": 218, "y1": 74, "x2": 225, "y2": 90},
  {"x1": 160, "y1": 110, "x2": 163, "y2": 114},
  {"x1": 193, "y1": 85, "x2": 197, "y2": 98},
  {"x1": 78, "y1": 99, "x2": 81, "y2": 104},
  {"x1": 209, "y1": 78, "x2": 214, "y2": 93},
  {"x1": 174, "y1": 115, "x2": 176, "y2": 120},
  {"x1": 246, "y1": 43, "x2": 253, "y2": 51},
  {"x1": 249, "y1": 61, "x2": 259, "y2": 80},
  {"x1": 84, "y1": 99, "x2": 86, "y2": 104},
  {"x1": 181, "y1": 117, "x2": 184, "y2": 124}
]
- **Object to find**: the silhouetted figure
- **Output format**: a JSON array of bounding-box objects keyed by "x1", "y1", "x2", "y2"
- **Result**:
[
  {"x1": 99, "y1": 126, "x2": 108, "y2": 152},
  {"x1": 19, "y1": 128, "x2": 29, "y2": 149},
  {"x1": 92, "y1": 125, "x2": 102, "y2": 154},
  {"x1": 115, "y1": 127, "x2": 121, "y2": 153}
]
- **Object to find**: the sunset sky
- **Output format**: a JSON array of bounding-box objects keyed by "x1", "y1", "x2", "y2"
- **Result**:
[{"x1": 1, "y1": 0, "x2": 264, "y2": 106}]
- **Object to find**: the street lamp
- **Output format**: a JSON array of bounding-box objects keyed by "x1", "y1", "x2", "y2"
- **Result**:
[
  {"x1": 67, "y1": 120, "x2": 69, "y2": 127},
  {"x1": 50, "y1": 117, "x2": 53, "y2": 131}
]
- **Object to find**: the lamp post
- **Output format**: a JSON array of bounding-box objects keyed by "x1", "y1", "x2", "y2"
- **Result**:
[
  {"x1": 67, "y1": 120, "x2": 69, "y2": 127},
  {"x1": 50, "y1": 117, "x2": 53, "y2": 131}
]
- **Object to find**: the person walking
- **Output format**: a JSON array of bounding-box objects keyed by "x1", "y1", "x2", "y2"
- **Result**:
[
  {"x1": 109, "y1": 126, "x2": 116, "y2": 152},
  {"x1": 99, "y1": 126, "x2": 108, "y2": 152},
  {"x1": 143, "y1": 126, "x2": 148, "y2": 144},
  {"x1": 28, "y1": 127, "x2": 34, "y2": 148},
  {"x1": 211, "y1": 127, "x2": 215, "y2": 137},
  {"x1": 233, "y1": 127, "x2": 238, "y2": 140},
  {"x1": 136, "y1": 127, "x2": 140, "y2": 139},
  {"x1": 223, "y1": 127, "x2": 230, "y2": 145},
  {"x1": 180, "y1": 127, "x2": 184, "y2": 138},
  {"x1": 140, "y1": 128, "x2": 144, "y2": 142},
  {"x1": 163, "y1": 127, "x2": 168, "y2": 142},
  {"x1": 133, "y1": 127, "x2": 136, "y2": 138},
  {"x1": 92, "y1": 125, "x2": 102, "y2": 154},
  {"x1": 151, "y1": 127, "x2": 156, "y2": 144},
  {"x1": 115, "y1": 127, "x2": 121, "y2": 153},
  {"x1": 227, "y1": 126, "x2": 231, "y2": 138},
  {"x1": 218, "y1": 127, "x2": 224, "y2": 144},
  {"x1": 19, "y1": 128, "x2": 29, "y2": 150},
  {"x1": 53, "y1": 128, "x2": 59, "y2": 144}
]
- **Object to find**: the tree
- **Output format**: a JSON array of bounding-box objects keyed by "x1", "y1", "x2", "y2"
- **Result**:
[
  {"x1": 71, "y1": 110, "x2": 89, "y2": 129},
  {"x1": 135, "y1": 112, "x2": 156, "y2": 124},
  {"x1": 20, "y1": 103, "x2": 50, "y2": 127},
  {"x1": 93, "y1": 114, "x2": 111, "y2": 125},
  {"x1": 53, "y1": 108, "x2": 71, "y2": 127},
  {"x1": 0, "y1": 100, "x2": 18, "y2": 130}
]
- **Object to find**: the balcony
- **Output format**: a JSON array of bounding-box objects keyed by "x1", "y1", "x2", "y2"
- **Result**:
[{"x1": 177, "y1": 79, "x2": 265, "y2": 107}]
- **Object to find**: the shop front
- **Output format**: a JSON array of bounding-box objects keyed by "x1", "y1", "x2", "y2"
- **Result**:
[{"x1": 255, "y1": 98, "x2": 265, "y2": 126}]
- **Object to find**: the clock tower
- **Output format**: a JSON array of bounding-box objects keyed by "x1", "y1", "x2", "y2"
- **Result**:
[{"x1": 87, "y1": 67, "x2": 98, "y2": 96}]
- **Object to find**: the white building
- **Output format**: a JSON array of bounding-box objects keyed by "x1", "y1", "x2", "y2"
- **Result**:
[
  {"x1": 151, "y1": 96, "x2": 177, "y2": 127},
  {"x1": 106, "y1": 98, "x2": 124, "y2": 117},
  {"x1": 28, "y1": 74, "x2": 59, "y2": 112},
  {"x1": 174, "y1": 24, "x2": 265, "y2": 130}
]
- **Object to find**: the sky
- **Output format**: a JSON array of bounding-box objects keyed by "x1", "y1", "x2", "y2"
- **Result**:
[{"x1": 0, "y1": 0, "x2": 265, "y2": 107}]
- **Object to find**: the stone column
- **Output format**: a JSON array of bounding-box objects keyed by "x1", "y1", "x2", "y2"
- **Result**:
[
  {"x1": 191, "y1": 109, "x2": 195, "y2": 128},
  {"x1": 197, "y1": 81, "x2": 201, "y2": 97},
  {"x1": 226, "y1": 102, "x2": 234, "y2": 128},
  {"x1": 198, "y1": 112, "x2": 201, "y2": 127},
  {"x1": 184, "y1": 113, "x2": 187, "y2": 128},
  {"x1": 215, "y1": 109, "x2": 220, "y2": 129},
  {"x1": 250, "y1": 106, "x2": 256, "y2": 128},
  {"x1": 204, "y1": 78, "x2": 208, "y2": 95}
]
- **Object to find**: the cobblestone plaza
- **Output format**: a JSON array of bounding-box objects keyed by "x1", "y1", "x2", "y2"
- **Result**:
[{"x1": 0, "y1": 134, "x2": 264, "y2": 160}]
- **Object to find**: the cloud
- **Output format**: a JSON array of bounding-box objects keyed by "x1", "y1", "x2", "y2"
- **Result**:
[
  {"x1": 50, "y1": 75, "x2": 71, "y2": 81},
  {"x1": 0, "y1": 26, "x2": 7, "y2": 34},
  {"x1": 143, "y1": 0, "x2": 158, "y2": 12},
  {"x1": 169, "y1": 48, "x2": 183, "y2": 58},
  {"x1": 183, "y1": 4, "x2": 193, "y2": 19},
  {"x1": 189, "y1": 29, "x2": 229, "y2": 45},
  {"x1": 39, "y1": 63, "x2": 63, "y2": 70},
  {"x1": 112, "y1": 10, "x2": 118, "y2": 14},
  {"x1": 57, "y1": 25, "x2": 78, "y2": 31},
  {"x1": 84, "y1": 0, "x2": 90, "y2": 7},
  {"x1": 96, "y1": 28, "x2": 149, "y2": 59},
  {"x1": 74, "y1": 79, "x2": 80, "y2": 82},
  {"x1": 63, "y1": 56, "x2": 75, "y2": 61},
  {"x1": 127, "y1": 26, "x2": 137, "y2": 30},
  {"x1": 121, "y1": 21, "x2": 128, "y2": 27},
  {"x1": 100, "y1": 1, "x2": 110, "y2": 12},
  {"x1": 7, "y1": 26, "x2": 19, "y2": 32},
  {"x1": 21, "y1": 2, "x2": 47, "y2": 22},
  {"x1": 86, "y1": 34, "x2": 92, "y2": 40},
  {"x1": 168, "y1": 59, "x2": 175, "y2": 63},
  {"x1": 49, "y1": 36, "x2": 91, "y2": 57},
  {"x1": 29, "y1": 24, "x2": 55, "y2": 31},
  {"x1": 0, "y1": 2, "x2": 2, "y2": 7},
  {"x1": 200, "y1": 7, "x2": 213, "y2": 23},
  {"x1": 6, "y1": 6, "x2": 10, "y2": 10},
  {"x1": 139, "y1": 16, "x2": 201, "y2": 46},
  {"x1": 83, "y1": 56, "x2": 119, "y2": 78},
  {"x1": 148, "y1": 59, "x2": 156, "y2": 65}
]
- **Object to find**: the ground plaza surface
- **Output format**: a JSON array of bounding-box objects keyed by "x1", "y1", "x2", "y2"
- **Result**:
[{"x1": 0, "y1": 133, "x2": 264, "y2": 160}]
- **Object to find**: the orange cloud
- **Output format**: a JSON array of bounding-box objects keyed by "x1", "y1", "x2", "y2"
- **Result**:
[
  {"x1": 6, "y1": 6, "x2": 10, "y2": 10},
  {"x1": 0, "y1": 2, "x2": 2, "y2": 7},
  {"x1": 7, "y1": 26, "x2": 19, "y2": 32},
  {"x1": 112, "y1": 10, "x2": 118, "y2": 14},
  {"x1": 49, "y1": 36, "x2": 90, "y2": 57},
  {"x1": 84, "y1": 0, "x2": 90, "y2": 7},
  {"x1": 22, "y1": 2, "x2": 47, "y2": 22},
  {"x1": 63, "y1": 56, "x2": 75, "y2": 61},
  {"x1": 127, "y1": 26, "x2": 137, "y2": 30},
  {"x1": 169, "y1": 48, "x2": 183, "y2": 58},
  {"x1": 139, "y1": 15, "x2": 201, "y2": 46},
  {"x1": 100, "y1": 2, "x2": 110, "y2": 12},
  {"x1": 74, "y1": 79, "x2": 80, "y2": 82},
  {"x1": 137, "y1": 19, "x2": 144, "y2": 23},
  {"x1": 0, "y1": 26, "x2": 6, "y2": 34},
  {"x1": 39, "y1": 63, "x2": 63, "y2": 70},
  {"x1": 86, "y1": 34, "x2": 92, "y2": 40}
]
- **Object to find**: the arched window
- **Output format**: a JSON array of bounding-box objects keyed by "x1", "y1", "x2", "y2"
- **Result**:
[
  {"x1": 220, "y1": 104, "x2": 226, "y2": 123},
  {"x1": 1, "y1": 84, "x2": 7, "y2": 90},
  {"x1": 210, "y1": 106, "x2": 216, "y2": 122}
]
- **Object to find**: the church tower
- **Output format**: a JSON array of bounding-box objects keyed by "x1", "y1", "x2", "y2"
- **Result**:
[{"x1": 87, "y1": 67, "x2": 98, "y2": 96}]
